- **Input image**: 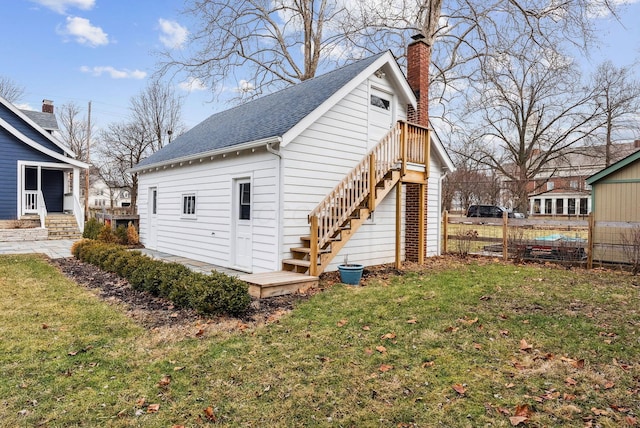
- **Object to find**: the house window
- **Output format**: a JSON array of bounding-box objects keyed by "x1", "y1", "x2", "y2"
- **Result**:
[
  {"x1": 239, "y1": 183, "x2": 251, "y2": 220},
  {"x1": 570, "y1": 181, "x2": 578, "y2": 190},
  {"x1": 580, "y1": 198, "x2": 588, "y2": 215},
  {"x1": 556, "y1": 199, "x2": 563, "y2": 215},
  {"x1": 182, "y1": 194, "x2": 196, "y2": 217},
  {"x1": 568, "y1": 199, "x2": 576, "y2": 215},
  {"x1": 533, "y1": 198, "x2": 541, "y2": 214},
  {"x1": 151, "y1": 189, "x2": 157, "y2": 215},
  {"x1": 545, "y1": 199, "x2": 552, "y2": 214},
  {"x1": 546, "y1": 181, "x2": 554, "y2": 191},
  {"x1": 370, "y1": 94, "x2": 390, "y2": 110}
]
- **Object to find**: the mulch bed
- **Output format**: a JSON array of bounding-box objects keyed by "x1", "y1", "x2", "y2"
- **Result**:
[{"x1": 51, "y1": 257, "x2": 309, "y2": 331}]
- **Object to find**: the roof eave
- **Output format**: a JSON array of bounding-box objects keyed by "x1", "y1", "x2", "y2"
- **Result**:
[
  {"x1": 130, "y1": 136, "x2": 282, "y2": 173},
  {"x1": 586, "y1": 150, "x2": 640, "y2": 185}
]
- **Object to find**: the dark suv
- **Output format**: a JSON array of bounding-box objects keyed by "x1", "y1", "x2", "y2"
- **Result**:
[{"x1": 466, "y1": 204, "x2": 514, "y2": 218}]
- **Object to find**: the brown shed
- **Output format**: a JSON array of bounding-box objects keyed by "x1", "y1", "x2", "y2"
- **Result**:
[{"x1": 586, "y1": 150, "x2": 640, "y2": 264}]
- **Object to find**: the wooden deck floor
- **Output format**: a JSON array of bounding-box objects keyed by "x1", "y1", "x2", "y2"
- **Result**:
[{"x1": 239, "y1": 271, "x2": 319, "y2": 298}]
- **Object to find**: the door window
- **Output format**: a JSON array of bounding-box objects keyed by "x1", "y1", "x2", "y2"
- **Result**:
[{"x1": 239, "y1": 182, "x2": 251, "y2": 220}]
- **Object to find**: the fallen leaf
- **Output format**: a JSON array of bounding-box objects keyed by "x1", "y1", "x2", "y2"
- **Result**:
[
  {"x1": 520, "y1": 339, "x2": 533, "y2": 352},
  {"x1": 563, "y1": 405, "x2": 582, "y2": 414},
  {"x1": 571, "y1": 359, "x2": 585, "y2": 369},
  {"x1": 505, "y1": 383, "x2": 515, "y2": 389},
  {"x1": 563, "y1": 393, "x2": 576, "y2": 401},
  {"x1": 591, "y1": 408, "x2": 608, "y2": 416},
  {"x1": 514, "y1": 404, "x2": 533, "y2": 418},
  {"x1": 422, "y1": 361, "x2": 435, "y2": 368},
  {"x1": 364, "y1": 348, "x2": 373, "y2": 355},
  {"x1": 509, "y1": 416, "x2": 528, "y2": 426},
  {"x1": 376, "y1": 346, "x2": 387, "y2": 353},
  {"x1": 362, "y1": 325, "x2": 370, "y2": 331},
  {"x1": 158, "y1": 375, "x2": 171, "y2": 387},
  {"x1": 458, "y1": 317, "x2": 478, "y2": 325},
  {"x1": 625, "y1": 416, "x2": 637, "y2": 425},
  {"x1": 195, "y1": 328, "x2": 205, "y2": 337},
  {"x1": 381, "y1": 332, "x2": 396, "y2": 340},
  {"x1": 604, "y1": 381, "x2": 615, "y2": 390},
  {"x1": 444, "y1": 326, "x2": 459, "y2": 333},
  {"x1": 498, "y1": 407, "x2": 511, "y2": 415},
  {"x1": 147, "y1": 404, "x2": 160, "y2": 413},
  {"x1": 173, "y1": 366, "x2": 185, "y2": 371},
  {"x1": 406, "y1": 319, "x2": 418, "y2": 324},
  {"x1": 500, "y1": 329, "x2": 510, "y2": 336},
  {"x1": 452, "y1": 384, "x2": 466, "y2": 395},
  {"x1": 135, "y1": 398, "x2": 146, "y2": 407},
  {"x1": 379, "y1": 364, "x2": 393, "y2": 372},
  {"x1": 337, "y1": 319, "x2": 348, "y2": 327},
  {"x1": 565, "y1": 377, "x2": 577, "y2": 386},
  {"x1": 204, "y1": 406, "x2": 216, "y2": 422},
  {"x1": 473, "y1": 343, "x2": 482, "y2": 350},
  {"x1": 42, "y1": 324, "x2": 49, "y2": 329}
]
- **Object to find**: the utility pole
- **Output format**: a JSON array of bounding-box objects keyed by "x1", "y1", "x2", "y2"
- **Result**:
[{"x1": 85, "y1": 101, "x2": 91, "y2": 219}]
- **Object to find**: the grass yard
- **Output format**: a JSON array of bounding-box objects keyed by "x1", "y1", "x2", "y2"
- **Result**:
[{"x1": 1, "y1": 254, "x2": 639, "y2": 427}]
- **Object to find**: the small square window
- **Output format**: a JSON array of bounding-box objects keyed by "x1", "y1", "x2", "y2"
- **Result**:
[
  {"x1": 239, "y1": 183, "x2": 251, "y2": 220},
  {"x1": 182, "y1": 194, "x2": 196, "y2": 217},
  {"x1": 370, "y1": 94, "x2": 390, "y2": 110},
  {"x1": 546, "y1": 181, "x2": 554, "y2": 191}
]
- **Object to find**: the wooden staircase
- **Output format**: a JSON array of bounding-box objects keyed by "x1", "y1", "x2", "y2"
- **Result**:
[
  {"x1": 283, "y1": 121, "x2": 430, "y2": 276},
  {"x1": 45, "y1": 213, "x2": 82, "y2": 240}
]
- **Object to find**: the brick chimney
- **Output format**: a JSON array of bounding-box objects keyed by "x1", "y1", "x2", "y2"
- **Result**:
[
  {"x1": 634, "y1": 139, "x2": 640, "y2": 149},
  {"x1": 42, "y1": 99, "x2": 54, "y2": 114},
  {"x1": 405, "y1": 34, "x2": 431, "y2": 263},
  {"x1": 406, "y1": 33, "x2": 430, "y2": 127}
]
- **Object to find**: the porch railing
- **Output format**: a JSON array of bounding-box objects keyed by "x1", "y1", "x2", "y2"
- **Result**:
[
  {"x1": 24, "y1": 191, "x2": 38, "y2": 214},
  {"x1": 73, "y1": 195, "x2": 85, "y2": 233},
  {"x1": 308, "y1": 121, "x2": 429, "y2": 250},
  {"x1": 37, "y1": 191, "x2": 47, "y2": 228}
]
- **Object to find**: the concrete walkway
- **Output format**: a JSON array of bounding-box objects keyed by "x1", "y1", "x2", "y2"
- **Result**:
[{"x1": 0, "y1": 239, "x2": 243, "y2": 276}]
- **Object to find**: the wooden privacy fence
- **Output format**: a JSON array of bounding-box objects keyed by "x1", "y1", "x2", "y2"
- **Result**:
[{"x1": 443, "y1": 211, "x2": 640, "y2": 270}]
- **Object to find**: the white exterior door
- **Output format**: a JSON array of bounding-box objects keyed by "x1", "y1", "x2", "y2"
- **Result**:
[
  {"x1": 232, "y1": 178, "x2": 252, "y2": 272},
  {"x1": 147, "y1": 187, "x2": 158, "y2": 249},
  {"x1": 368, "y1": 87, "x2": 394, "y2": 149}
]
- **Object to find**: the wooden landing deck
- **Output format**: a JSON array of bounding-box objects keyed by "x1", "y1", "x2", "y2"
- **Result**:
[{"x1": 239, "y1": 271, "x2": 319, "y2": 299}]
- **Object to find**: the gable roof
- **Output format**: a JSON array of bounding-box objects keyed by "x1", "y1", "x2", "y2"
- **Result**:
[
  {"x1": 0, "y1": 95, "x2": 88, "y2": 169},
  {"x1": 133, "y1": 51, "x2": 415, "y2": 171},
  {"x1": 586, "y1": 149, "x2": 640, "y2": 185},
  {"x1": 20, "y1": 109, "x2": 59, "y2": 132}
]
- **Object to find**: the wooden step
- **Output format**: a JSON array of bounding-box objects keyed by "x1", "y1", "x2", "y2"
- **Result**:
[
  {"x1": 282, "y1": 259, "x2": 311, "y2": 268},
  {"x1": 239, "y1": 271, "x2": 319, "y2": 298},
  {"x1": 290, "y1": 247, "x2": 331, "y2": 255}
]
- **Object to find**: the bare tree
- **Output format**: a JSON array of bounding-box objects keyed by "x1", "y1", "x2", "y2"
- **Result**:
[
  {"x1": 592, "y1": 61, "x2": 640, "y2": 166},
  {"x1": 0, "y1": 75, "x2": 25, "y2": 103},
  {"x1": 157, "y1": 0, "x2": 350, "y2": 99},
  {"x1": 457, "y1": 34, "x2": 601, "y2": 213},
  {"x1": 130, "y1": 80, "x2": 185, "y2": 151},
  {"x1": 57, "y1": 102, "x2": 91, "y2": 162},
  {"x1": 96, "y1": 81, "x2": 185, "y2": 212},
  {"x1": 157, "y1": 0, "x2": 620, "y2": 108},
  {"x1": 96, "y1": 122, "x2": 155, "y2": 212}
]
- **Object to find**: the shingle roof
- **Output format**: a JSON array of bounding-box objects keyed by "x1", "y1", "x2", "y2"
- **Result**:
[
  {"x1": 20, "y1": 109, "x2": 59, "y2": 131},
  {"x1": 136, "y1": 52, "x2": 388, "y2": 168}
]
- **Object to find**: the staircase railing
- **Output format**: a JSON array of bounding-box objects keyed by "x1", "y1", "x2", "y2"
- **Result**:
[
  {"x1": 36, "y1": 191, "x2": 48, "y2": 229},
  {"x1": 307, "y1": 121, "x2": 430, "y2": 271},
  {"x1": 73, "y1": 195, "x2": 85, "y2": 233}
]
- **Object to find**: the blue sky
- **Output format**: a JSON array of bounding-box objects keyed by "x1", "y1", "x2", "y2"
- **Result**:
[{"x1": 2, "y1": 0, "x2": 640, "y2": 133}]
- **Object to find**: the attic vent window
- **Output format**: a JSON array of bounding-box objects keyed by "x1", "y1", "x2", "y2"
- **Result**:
[{"x1": 370, "y1": 94, "x2": 390, "y2": 110}]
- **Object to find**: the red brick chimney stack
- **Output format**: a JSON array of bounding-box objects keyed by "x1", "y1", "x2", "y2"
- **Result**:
[
  {"x1": 42, "y1": 99, "x2": 54, "y2": 114},
  {"x1": 406, "y1": 33, "x2": 430, "y2": 127}
]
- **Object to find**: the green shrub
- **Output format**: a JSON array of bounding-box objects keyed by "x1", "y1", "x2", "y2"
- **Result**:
[
  {"x1": 97, "y1": 226, "x2": 118, "y2": 244},
  {"x1": 70, "y1": 240, "x2": 251, "y2": 316},
  {"x1": 83, "y1": 218, "x2": 103, "y2": 240},
  {"x1": 189, "y1": 271, "x2": 250, "y2": 316},
  {"x1": 115, "y1": 225, "x2": 128, "y2": 245},
  {"x1": 126, "y1": 223, "x2": 139, "y2": 245}
]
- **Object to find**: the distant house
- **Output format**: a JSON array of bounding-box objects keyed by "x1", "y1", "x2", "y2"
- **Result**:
[
  {"x1": 498, "y1": 142, "x2": 640, "y2": 217},
  {"x1": 87, "y1": 178, "x2": 131, "y2": 210},
  {"x1": 586, "y1": 150, "x2": 640, "y2": 264},
  {"x1": 0, "y1": 96, "x2": 88, "y2": 236},
  {"x1": 131, "y1": 36, "x2": 454, "y2": 281}
]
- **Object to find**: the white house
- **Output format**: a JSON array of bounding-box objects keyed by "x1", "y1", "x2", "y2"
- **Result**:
[{"x1": 131, "y1": 36, "x2": 454, "y2": 283}]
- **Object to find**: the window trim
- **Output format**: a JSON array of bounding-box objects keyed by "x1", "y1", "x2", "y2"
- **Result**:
[{"x1": 181, "y1": 192, "x2": 197, "y2": 219}]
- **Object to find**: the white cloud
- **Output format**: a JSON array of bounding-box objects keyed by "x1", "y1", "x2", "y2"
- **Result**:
[
  {"x1": 80, "y1": 66, "x2": 147, "y2": 79},
  {"x1": 235, "y1": 80, "x2": 255, "y2": 93},
  {"x1": 61, "y1": 16, "x2": 108, "y2": 47},
  {"x1": 178, "y1": 77, "x2": 207, "y2": 92},
  {"x1": 30, "y1": 0, "x2": 94, "y2": 14},
  {"x1": 14, "y1": 103, "x2": 33, "y2": 111},
  {"x1": 158, "y1": 18, "x2": 188, "y2": 49}
]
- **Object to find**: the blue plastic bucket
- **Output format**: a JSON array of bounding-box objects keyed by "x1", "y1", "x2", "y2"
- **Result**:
[{"x1": 338, "y1": 264, "x2": 364, "y2": 285}]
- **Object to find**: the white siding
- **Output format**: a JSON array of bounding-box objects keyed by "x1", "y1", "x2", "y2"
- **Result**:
[
  {"x1": 281, "y1": 75, "x2": 408, "y2": 270},
  {"x1": 427, "y1": 157, "x2": 444, "y2": 256},
  {"x1": 138, "y1": 152, "x2": 279, "y2": 273}
]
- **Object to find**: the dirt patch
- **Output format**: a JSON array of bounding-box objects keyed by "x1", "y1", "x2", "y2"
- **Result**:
[{"x1": 51, "y1": 257, "x2": 310, "y2": 333}]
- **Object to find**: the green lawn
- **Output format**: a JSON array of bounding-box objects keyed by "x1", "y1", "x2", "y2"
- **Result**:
[{"x1": 1, "y1": 254, "x2": 639, "y2": 427}]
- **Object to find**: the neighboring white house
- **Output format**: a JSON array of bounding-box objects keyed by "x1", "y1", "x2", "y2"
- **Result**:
[{"x1": 131, "y1": 39, "x2": 454, "y2": 275}]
